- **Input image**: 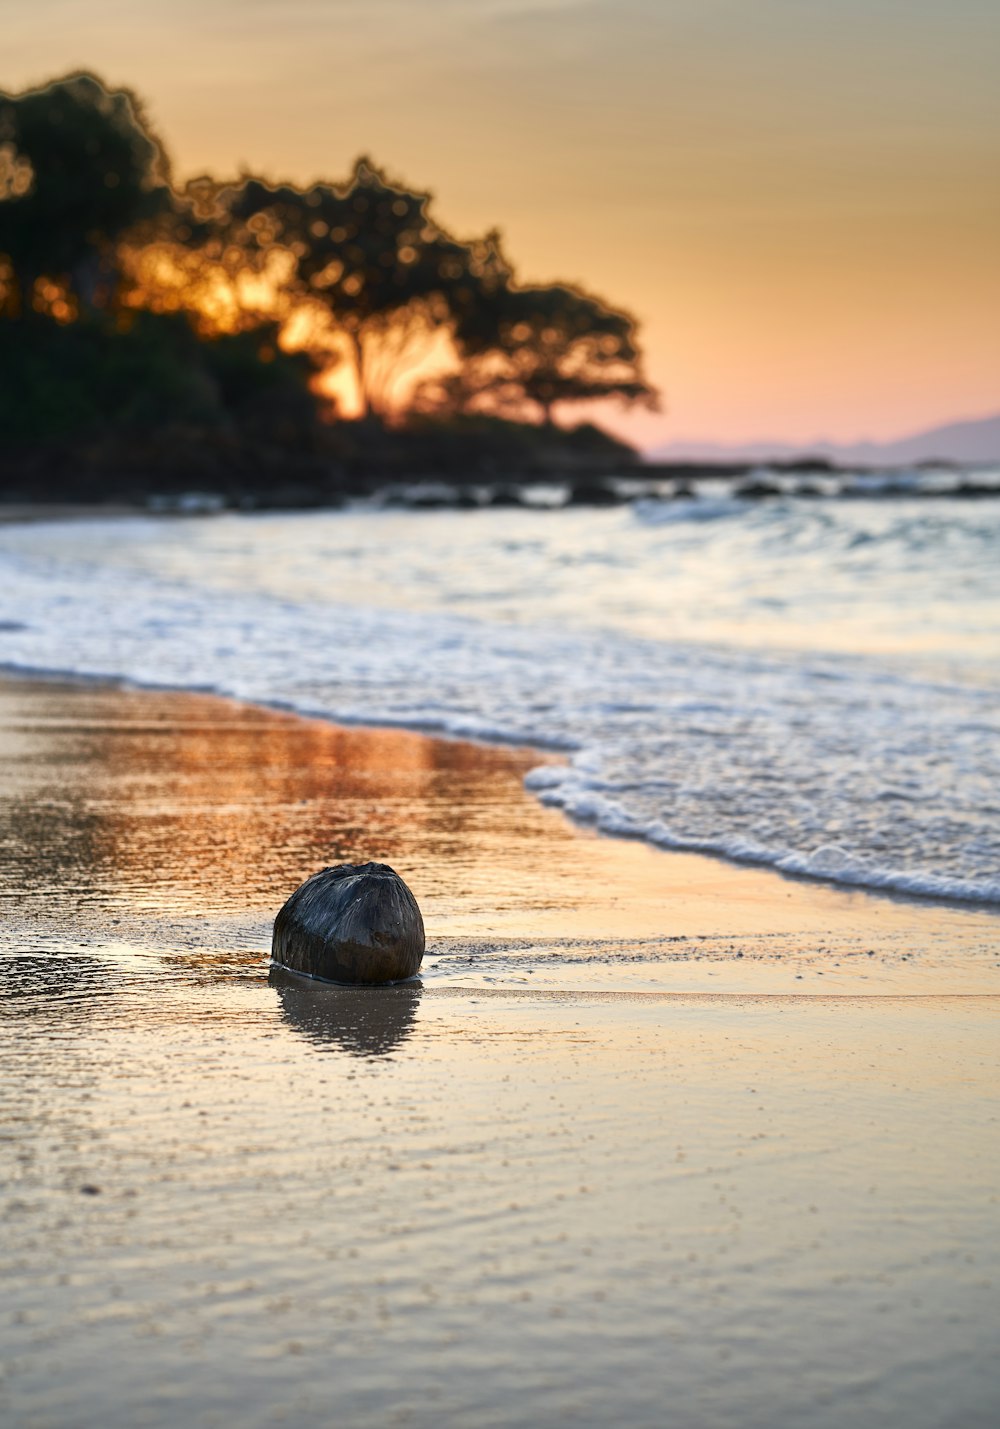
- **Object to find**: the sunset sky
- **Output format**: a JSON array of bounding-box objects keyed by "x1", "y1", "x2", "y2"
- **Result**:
[{"x1": 7, "y1": 0, "x2": 999, "y2": 449}]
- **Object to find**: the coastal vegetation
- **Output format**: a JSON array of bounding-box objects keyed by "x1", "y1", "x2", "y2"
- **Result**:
[{"x1": 0, "y1": 71, "x2": 657, "y2": 502}]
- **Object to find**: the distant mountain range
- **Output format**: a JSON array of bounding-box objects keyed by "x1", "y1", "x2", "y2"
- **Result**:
[{"x1": 649, "y1": 410, "x2": 1000, "y2": 467}]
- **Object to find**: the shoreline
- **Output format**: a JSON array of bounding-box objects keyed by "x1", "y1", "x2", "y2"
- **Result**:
[
  {"x1": 3, "y1": 463, "x2": 1000, "y2": 527},
  {"x1": 2, "y1": 670, "x2": 997, "y2": 995},
  {"x1": 3, "y1": 498, "x2": 998, "y2": 914},
  {"x1": 5, "y1": 660, "x2": 1000, "y2": 922}
]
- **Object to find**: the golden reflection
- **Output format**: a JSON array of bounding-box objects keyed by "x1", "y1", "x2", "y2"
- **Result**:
[
  {"x1": 4, "y1": 677, "x2": 995, "y2": 963},
  {"x1": 0, "y1": 679, "x2": 559, "y2": 924}
]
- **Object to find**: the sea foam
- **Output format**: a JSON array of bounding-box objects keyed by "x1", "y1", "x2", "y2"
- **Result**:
[{"x1": 2, "y1": 503, "x2": 998, "y2": 907}]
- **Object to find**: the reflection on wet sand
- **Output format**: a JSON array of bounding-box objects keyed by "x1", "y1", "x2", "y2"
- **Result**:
[
  {"x1": 5, "y1": 673, "x2": 998, "y2": 965},
  {"x1": 0, "y1": 675, "x2": 558, "y2": 934},
  {"x1": 0, "y1": 948, "x2": 105, "y2": 1003},
  {"x1": 269, "y1": 966, "x2": 421, "y2": 1058}
]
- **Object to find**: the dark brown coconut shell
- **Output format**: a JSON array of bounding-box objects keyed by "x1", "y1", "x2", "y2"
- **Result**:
[{"x1": 271, "y1": 862, "x2": 425, "y2": 985}]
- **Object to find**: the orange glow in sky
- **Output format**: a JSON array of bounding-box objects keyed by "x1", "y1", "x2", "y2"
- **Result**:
[{"x1": 7, "y1": 0, "x2": 999, "y2": 449}]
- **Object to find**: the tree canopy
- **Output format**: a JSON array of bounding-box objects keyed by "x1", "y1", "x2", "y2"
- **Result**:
[
  {"x1": 222, "y1": 160, "x2": 482, "y2": 418},
  {"x1": 0, "y1": 70, "x2": 660, "y2": 463},
  {"x1": 416, "y1": 261, "x2": 658, "y2": 423},
  {"x1": 0, "y1": 72, "x2": 171, "y2": 315}
]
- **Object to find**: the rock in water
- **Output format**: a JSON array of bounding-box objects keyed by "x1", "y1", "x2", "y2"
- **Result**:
[{"x1": 272, "y1": 862, "x2": 425, "y2": 985}]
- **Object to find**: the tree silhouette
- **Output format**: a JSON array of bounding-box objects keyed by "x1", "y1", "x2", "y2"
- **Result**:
[
  {"x1": 1, "y1": 69, "x2": 663, "y2": 488},
  {"x1": 419, "y1": 259, "x2": 659, "y2": 424},
  {"x1": 225, "y1": 159, "x2": 479, "y2": 419},
  {"x1": 0, "y1": 72, "x2": 171, "y2": 317}
]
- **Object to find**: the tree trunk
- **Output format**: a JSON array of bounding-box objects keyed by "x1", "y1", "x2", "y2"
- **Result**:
[{"x1": 347, "y1": 328, "x2": 368, "y2": 420}]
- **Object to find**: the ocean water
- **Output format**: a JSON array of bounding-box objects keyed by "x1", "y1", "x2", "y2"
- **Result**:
[{"x1": 2, "y1": 486, "x2": 999, "y2": 905}]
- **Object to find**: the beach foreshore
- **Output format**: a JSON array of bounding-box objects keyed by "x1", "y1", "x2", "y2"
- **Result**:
[
  {"x1": 1, "y1": 672, "x2": 998, "y2": 1428},
  {"x1": 1, "y1": 671, "x2": 996, "y2": 991}
]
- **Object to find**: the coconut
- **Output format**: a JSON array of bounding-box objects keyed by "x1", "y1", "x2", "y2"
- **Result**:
[{"x1": 271, "y1": 862, "x2": 424, "y2": 985}]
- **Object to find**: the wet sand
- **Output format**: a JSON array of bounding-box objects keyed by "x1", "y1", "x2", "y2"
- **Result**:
[{"x1": 1, "y1": 674, "x2": 998, "y2": 1426}]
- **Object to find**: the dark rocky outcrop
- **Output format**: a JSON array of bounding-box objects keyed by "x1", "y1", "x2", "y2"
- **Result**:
[
  {"x1": 565, "y1": 478, "x2": 624, "y2": 506},
  {"x1": 272, "y1": 862, "x2": 424, "y2": 985}
]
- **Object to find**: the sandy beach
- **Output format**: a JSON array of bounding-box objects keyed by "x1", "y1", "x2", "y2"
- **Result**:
[
  {"x1": 1, "y1": 672, "x2": 998, "y2": 1427},
  {"x1": 4, "y1": 11, "x2": 998, "y2": 1421},
  {"x1": 5, "y1": 10, "x2": 999, "y2": 1423}
]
